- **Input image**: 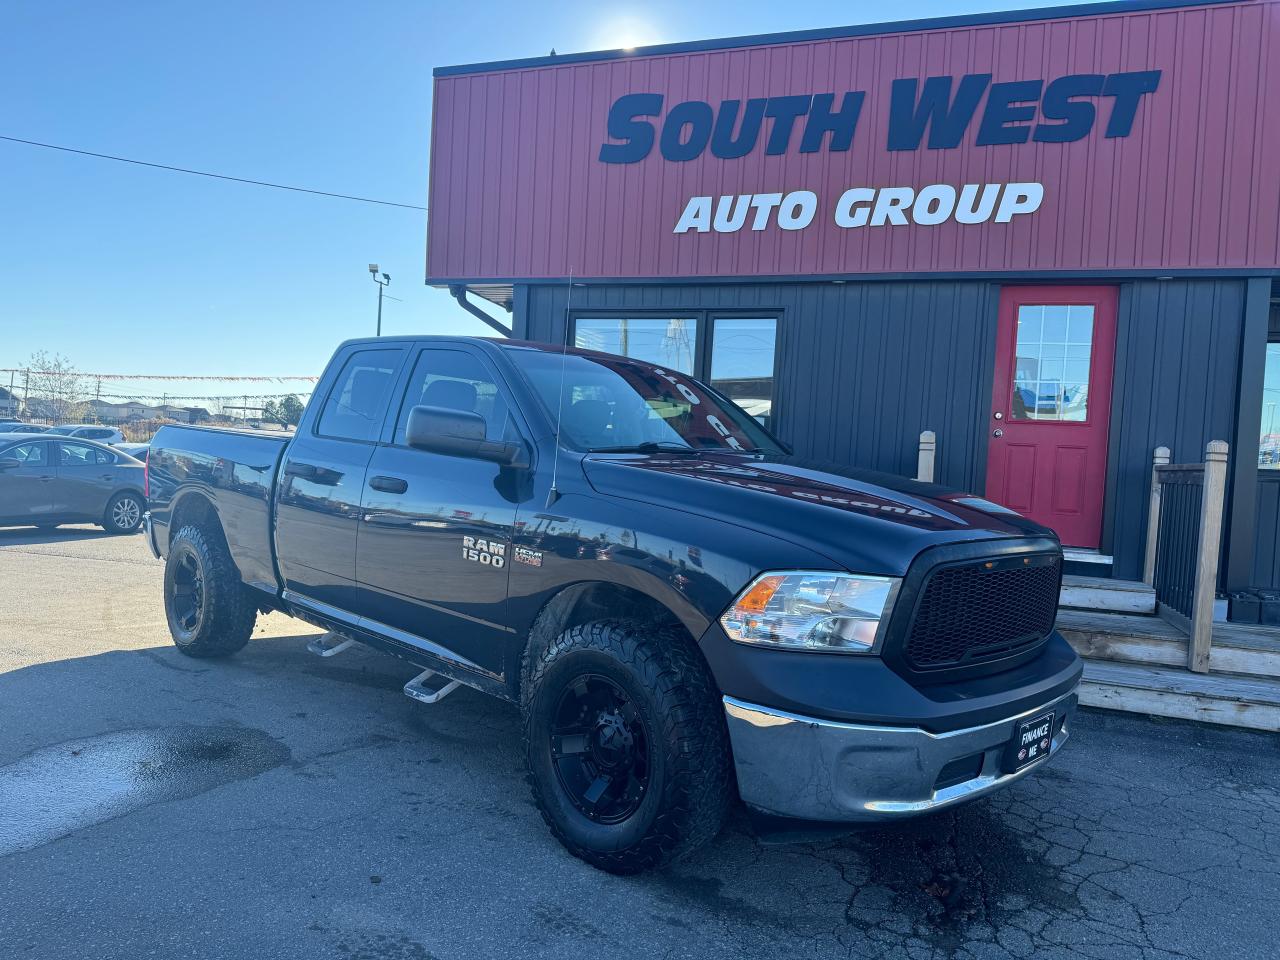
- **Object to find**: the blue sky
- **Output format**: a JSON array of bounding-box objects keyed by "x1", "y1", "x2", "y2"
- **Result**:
[{"x1": 0, "y1": 0, "x2": 1083, "y2": 406}]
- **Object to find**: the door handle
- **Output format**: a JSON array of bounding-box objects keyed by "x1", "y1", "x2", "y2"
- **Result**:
[
  {"x1": 284, "y1": 461, "x2": 318, "y2": 479},
  {"x1": 284, "y1": 461, "x2": 341, "y2": 486},
  {"x1": 368, "y1": 475, "x2": 408, "y2": 494},
  {"x1": 993, "y1": 429, "x2": 1004, "y2": 438}
]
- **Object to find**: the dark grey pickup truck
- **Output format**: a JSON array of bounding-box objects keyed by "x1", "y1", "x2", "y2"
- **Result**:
[{"x1": 146, "y1": 336, "x2": 1080, "y2": 873}]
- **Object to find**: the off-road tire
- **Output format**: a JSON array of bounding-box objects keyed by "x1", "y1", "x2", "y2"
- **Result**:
[
  {"x1": 521, "y1": 618, "x2": 732, "y2": 874},
  {"x1": 102, "y1": 491, "x2": 144, "y2": 534},
  {"x1": 164, "y1": 524, "x2": 255, "y2": 658}
]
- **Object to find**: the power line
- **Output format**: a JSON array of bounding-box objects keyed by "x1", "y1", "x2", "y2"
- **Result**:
[{"x1": 0, "y1": 135, "x2": 427, "y2": 211}]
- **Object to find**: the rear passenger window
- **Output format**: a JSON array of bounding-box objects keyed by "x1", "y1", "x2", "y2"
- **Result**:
[
  {"x1": 394, "y1": 348, "x2": 519, "y2": 445},
  {"x1": 57, "y1": 442, "x2": 98, "y2": 466},
  {"x1": 316, "y1": 349, "x2": 402, "y2": 442}
]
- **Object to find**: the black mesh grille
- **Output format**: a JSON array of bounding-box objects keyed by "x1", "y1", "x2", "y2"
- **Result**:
[{"x1": 904, "y1": 555, "x2": 1061, "y2": 669}]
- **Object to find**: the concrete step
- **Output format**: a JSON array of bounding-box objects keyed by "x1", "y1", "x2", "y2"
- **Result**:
[
  {"x1": 1060, "y1": 575, "x2": 1155, "y2": 614},
  {"x1": 1081, "y1": 660, "x2": 1280, "y2": 732},
  {"x1": 1058, "y1": 608, "x2": 1280, "y2": 679}
]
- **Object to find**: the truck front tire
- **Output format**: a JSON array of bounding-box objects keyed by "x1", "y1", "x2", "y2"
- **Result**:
[
  {"x1": 521, "y1": 618, "x2": 732, "y2": 874},
  {"x1": 163, "y1": 524, "x2": 256, "y2": 658}
]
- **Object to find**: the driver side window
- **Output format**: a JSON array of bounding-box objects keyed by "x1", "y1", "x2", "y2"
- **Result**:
[{"x1": 394, "y1": 348, "x2": 519, "y2": 446}]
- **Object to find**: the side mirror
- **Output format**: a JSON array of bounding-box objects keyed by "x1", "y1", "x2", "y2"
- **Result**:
[
  {"x1": 406, "y1": 406, "x2": 527, "y2": 467},
  {"x1": 0, "y1": 458, "x2": 21, "y2": 471}
]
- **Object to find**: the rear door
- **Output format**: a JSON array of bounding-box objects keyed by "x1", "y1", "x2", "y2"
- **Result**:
[
  {"x1": 54, "y1": 441, "x2": 116, "y2": 520},
  {"x1": 274, "y1": 345, "x2": 406, "y2": 612},
  {"x1": 0, "y1": 440, "x2": 55, "y2": 522},
  {"x1": 353, "y1": 344, "x2": 527, "y2": 679}
]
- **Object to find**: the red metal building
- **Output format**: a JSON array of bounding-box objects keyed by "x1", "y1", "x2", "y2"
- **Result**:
[{"x1": 426, "y1": 0, "x2": 1280, "y2": 601}]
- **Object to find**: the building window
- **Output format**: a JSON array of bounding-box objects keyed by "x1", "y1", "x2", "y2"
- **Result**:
[
  {"x1": 1261, "y1": 342, "x2": 1280, "y2": 467},
  {"x1": 710, "y1": 317, "x2": 777, "y2": 429},
  {"x1": 574, "y1": 317, "x2": 697, "y2": 374},
  {"x1": 571, "y1": 313, "x2": 779, "y2": 429}
]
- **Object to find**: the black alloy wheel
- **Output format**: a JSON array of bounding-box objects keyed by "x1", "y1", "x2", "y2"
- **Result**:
[
  {"x1": 169, "y1": 547, "x2": 206, "y2": 639},
  {"x1": 550, "y1": 674, "x2": 651, "y2": 825}
]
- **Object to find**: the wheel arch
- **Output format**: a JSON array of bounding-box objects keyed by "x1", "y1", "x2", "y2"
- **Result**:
[
  {"x1": 166, "y1": 489, "x2": 225, "y2": 552},
  {"x1": 516, "y1": 579, "x2": 717, "y2": 701}
]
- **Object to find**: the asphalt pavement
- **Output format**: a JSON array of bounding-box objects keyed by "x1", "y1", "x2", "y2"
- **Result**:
[{"x1": 0, "y1": 525, "x2": 1277, "y2": 960}]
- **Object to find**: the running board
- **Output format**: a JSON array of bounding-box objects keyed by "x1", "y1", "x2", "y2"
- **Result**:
[
  {"x1": 306, "y1": 632, "x2": 358, "y2": 658},
  {"x1": 404, "y1": 669, "x2": 462, "y2": 705}
]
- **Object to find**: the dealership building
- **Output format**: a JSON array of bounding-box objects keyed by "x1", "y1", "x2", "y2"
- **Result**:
[{"x1": 426, "y1": 0, "x2": 1280, "y2": 603}]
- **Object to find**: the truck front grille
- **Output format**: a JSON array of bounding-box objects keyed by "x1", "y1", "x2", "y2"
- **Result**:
[{"x1": 903, "y1": 554, "x2": 1061, "y2": 670}]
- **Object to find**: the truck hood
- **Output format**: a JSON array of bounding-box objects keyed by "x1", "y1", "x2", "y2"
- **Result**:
[{"x1": 580, "y1": 451, "x2": 1055, "y2": 576}]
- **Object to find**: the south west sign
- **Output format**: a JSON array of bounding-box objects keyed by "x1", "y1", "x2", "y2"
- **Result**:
[{"x1": 598, "y1": 71, "x2": 1162, "y2": 162}]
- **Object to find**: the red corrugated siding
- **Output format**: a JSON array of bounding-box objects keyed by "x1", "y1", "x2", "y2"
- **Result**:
[{"x1": 426, "y1": 0, "x2": 1280, "y2": 280}]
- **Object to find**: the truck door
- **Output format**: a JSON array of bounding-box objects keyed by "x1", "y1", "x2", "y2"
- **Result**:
[
  {"x1": 274, "y1": 345, "x2": 406, "y2": 611},
  {"x1": 354, "y1": 344, "x2": 526, "y2": 680}
]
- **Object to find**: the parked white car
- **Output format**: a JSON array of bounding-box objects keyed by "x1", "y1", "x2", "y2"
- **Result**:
[{"x1": 44, "y1": 424, "x2": 126, "y2": 444}]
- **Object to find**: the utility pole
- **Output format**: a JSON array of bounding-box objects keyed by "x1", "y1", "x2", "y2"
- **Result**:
[{"x1": 368, "y1": 264, "x2": 391, "y2": 336}]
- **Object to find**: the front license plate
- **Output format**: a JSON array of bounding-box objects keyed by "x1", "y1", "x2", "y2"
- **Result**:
[{"x1": 1005, "y1": 712, "x2": 1055, "y2": 773}]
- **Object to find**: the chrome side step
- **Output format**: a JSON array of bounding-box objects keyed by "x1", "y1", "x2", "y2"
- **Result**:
[
  {"x1": 306, "y1": 632, "x2": 357, "y2": 658},
  {"x1": 404, "y1": 669, "x2": 462, "y2": 705}
]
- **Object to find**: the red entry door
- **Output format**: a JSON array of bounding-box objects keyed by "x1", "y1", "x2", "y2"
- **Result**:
[{"x1": 985, "y1": 286, "x2": 1117, "y2": 548}]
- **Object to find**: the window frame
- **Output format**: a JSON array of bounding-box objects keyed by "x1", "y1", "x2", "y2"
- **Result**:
[
  {"x1": 312, "y1": 345, "x2": 408, "y2": 445},
  {"x1": 567, "y1": 309, "x2": 783, "y2": 427},
  {"x1": 1260, "y1": 319, "x2": 1280, "y2": 469},
  {"x1": 386, "y1": 344, "x2": 529, "y2": 449},
  {"x1": 1, "y1": 440, "x2": 49, "y2": 466}
]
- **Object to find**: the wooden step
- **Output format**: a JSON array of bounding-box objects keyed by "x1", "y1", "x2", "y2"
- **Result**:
[
  {"x1": 1081, "y1": 660, "x2": 1280, "y2": 732},
  {"x1": 1060, "y1": 575, "x2": 1155, "y2": 614},
  {"x1": 1058, "y1": 608, "x2": 1280, "y2": 678}
]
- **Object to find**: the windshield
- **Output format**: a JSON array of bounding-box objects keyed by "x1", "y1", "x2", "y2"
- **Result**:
[
  {"x1": 503, "y1": 347, "x2": 782, "y2": 454},
  {"x1": 47, "y1": 426, "x2": 76, "y2": 435}
]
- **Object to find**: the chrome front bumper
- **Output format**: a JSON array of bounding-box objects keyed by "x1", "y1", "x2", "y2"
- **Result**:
[{"x1": 723, "y1": 686, "x2": 1077, "y2": 822}]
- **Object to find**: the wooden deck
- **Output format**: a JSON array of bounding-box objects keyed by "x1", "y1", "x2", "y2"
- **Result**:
[{"x1": 1057, "y1": 608, "x2": 1280, "y2": 731}]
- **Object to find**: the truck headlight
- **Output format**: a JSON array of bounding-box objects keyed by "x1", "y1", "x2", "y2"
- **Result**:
[{"x1": 720, "y1": 571, "x2": 899, "y2": 654}]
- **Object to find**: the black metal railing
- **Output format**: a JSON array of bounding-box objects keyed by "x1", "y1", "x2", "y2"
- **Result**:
[{"x1": 1152, "y1": 465, "x2": 1205, "y2": 620}]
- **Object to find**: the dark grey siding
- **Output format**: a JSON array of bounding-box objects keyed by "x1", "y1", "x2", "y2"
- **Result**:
[
  {"x1": 1104, "y1": 280, "x2": 1246, "y2": 580},
  {"x1": 1252, "y1": 477, "x2": 1280, "y2": 589},
  {"x1": 518, "y1": 281, "x2": 1000, "y2": 495},
  {"x1": 516, "y1": 277, "x2": 1250, "y2": 582}
]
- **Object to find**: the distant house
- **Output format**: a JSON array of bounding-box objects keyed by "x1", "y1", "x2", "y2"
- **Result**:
[
  {"x1": 0, "y1": 387, "x2": 19, "y2": 419},
  {"x1": 87, "y1": 399, "x2": 160, "y2": 421}
]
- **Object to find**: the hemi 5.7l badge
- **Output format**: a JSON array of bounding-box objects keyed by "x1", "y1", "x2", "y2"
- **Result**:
[
  {"x1": 462, "y1": 536, "x2": 506, "y2": 569},
  {"x1": 514, "y1": 546, "x2": 543, "y2": 567}
]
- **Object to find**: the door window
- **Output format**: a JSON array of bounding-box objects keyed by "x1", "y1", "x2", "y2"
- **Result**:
[
  {"x1": 4, "y1": 442, "x2": 46, "y2": 466},
  {"x1": 1260, "y1": 342, "x2": 1280, "y2": 467},
  {"x1": 57, "y1": 442, "x2": 101, "y2": 466},
  {"x1": 1010, "y1": 304, "x2": 1095, "y2": 421},
  {"x1": 394, "y1": 348, "x2": 518, "y2": 444},
  {"x1": 316, "y1": 348, "x2": 402, "y2": 442}
]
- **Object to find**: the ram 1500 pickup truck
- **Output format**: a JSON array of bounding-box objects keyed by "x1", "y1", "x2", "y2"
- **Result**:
[{"x1": 147, "y1": 336, "x2": 1080, "y2": 873}]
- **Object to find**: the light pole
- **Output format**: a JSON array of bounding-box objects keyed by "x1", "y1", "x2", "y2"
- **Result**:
[{"x1": 368, "y1": 263, "x2": 391, "y2": 336}]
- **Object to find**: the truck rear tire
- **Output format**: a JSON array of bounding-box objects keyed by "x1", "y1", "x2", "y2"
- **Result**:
[
  {"x1": 521, "y1": 618, "x2": 732, "y2": 874},
  {"x1": 164, "y1": 524, "x2": 256, "y2": 658}
]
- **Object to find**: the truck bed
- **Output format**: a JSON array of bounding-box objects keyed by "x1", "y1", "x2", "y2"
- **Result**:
[{"x1": 147, "y1": 423, "x2": 292, "y2": 595}]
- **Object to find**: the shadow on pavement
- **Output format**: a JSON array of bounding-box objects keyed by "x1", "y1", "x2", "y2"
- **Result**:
[{"x1": 0, "y1": 525, "x2": 139, "y2": 545}]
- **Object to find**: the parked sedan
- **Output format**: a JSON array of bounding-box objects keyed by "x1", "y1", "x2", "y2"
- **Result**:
[
  {"x1": 2, "y1": 423, "x2": 51, "y2": 434},
  {"x1": 0, "y1": 433, "x2": 146, "y2": 533},
  {"x1": 45, "y1": 424, "x2": 126, "y2": 444}
]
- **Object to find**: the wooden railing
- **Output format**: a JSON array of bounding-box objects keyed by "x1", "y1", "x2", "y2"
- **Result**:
[
  {"x1": 1144, "y1": 441, "x2": 1229, "y2": 673},
  {"x1": 916, "y1": 430, "x2": 937, "y2": 483}
]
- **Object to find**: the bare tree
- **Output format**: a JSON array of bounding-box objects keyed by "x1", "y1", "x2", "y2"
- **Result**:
[{"x1": 25, "y1": 351, "x2": 88, "y2": 423}]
